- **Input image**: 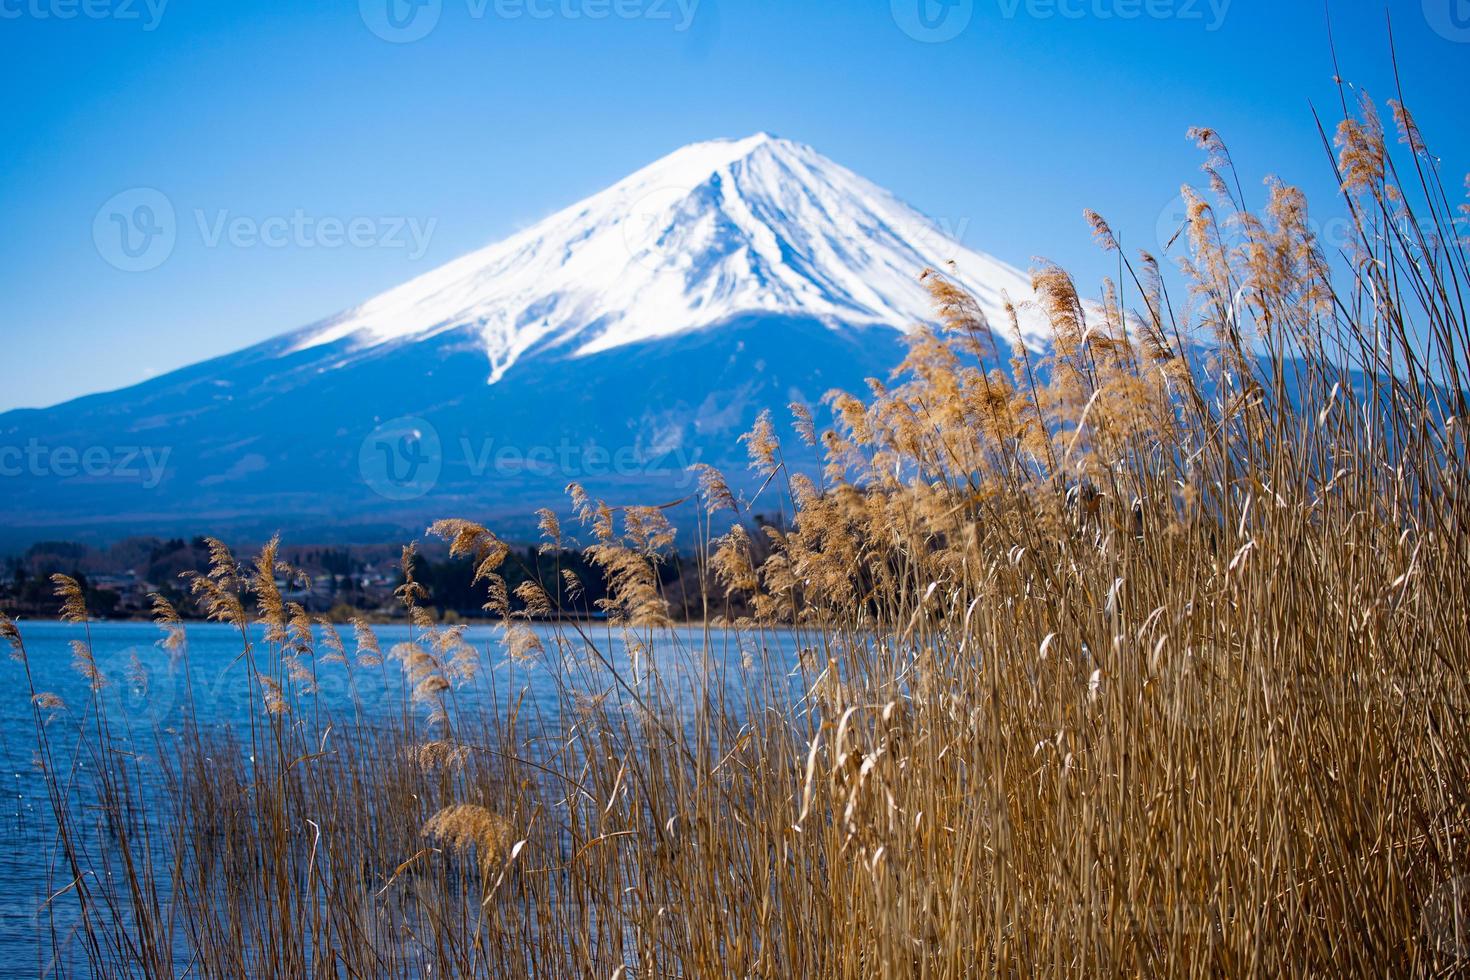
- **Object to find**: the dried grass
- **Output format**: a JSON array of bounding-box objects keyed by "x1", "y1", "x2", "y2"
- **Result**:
[{"x1": 12, "y1": 88, "x2": 1470, "y2": 977}]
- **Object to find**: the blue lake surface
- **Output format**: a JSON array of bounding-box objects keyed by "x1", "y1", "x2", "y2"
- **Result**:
[{"x1": 0, "y1": 619, "x2": 807, "y2": 973}]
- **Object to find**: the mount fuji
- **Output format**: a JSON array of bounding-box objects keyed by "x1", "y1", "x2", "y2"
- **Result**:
[{"x1": 0, "y1": 134, "x2": 1051, "y2": 547}]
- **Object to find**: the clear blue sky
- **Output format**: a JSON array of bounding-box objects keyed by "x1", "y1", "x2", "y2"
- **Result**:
[{"x1": 2, "y1": 0, "x2": 1466, "y2": 412}]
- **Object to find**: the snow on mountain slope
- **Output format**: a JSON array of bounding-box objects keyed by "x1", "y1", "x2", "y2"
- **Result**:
[
  {"x1": 289, "y1": 133, "x2": 1050, "y2": 383},
  {"x1": 0, "y1": 134, "x2": 1066, "y2": 548}
]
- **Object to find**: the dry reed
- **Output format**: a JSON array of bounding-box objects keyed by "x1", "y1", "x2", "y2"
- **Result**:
[{"x1": 11, "y1": 84, "x2": 1470, "y2": 978}]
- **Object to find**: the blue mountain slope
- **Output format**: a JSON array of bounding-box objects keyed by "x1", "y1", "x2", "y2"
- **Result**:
[{"x1": 2, "y1": 135, "x2": 1051, "y2": 548}]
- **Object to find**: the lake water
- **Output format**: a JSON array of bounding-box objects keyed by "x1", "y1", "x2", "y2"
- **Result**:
[{"x1": 0, "y1": 619, "x2": 807, "y2": 973}]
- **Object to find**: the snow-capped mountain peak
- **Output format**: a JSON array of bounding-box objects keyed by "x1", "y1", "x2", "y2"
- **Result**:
[
  {"x1": 289, "y1": 134, "x2": 1048, "y2": 384},
  {"x1": 1, "y1": 135, "x2": 1061, "y2": 545}
]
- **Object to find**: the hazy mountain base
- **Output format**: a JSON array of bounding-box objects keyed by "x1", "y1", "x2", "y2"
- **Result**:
[
  {"x1": 1, "y1": 129, "x2": 1057, "y2": 553},
  {"x1": 0, "y1": 315, "x2": 906, "y2": 551}
]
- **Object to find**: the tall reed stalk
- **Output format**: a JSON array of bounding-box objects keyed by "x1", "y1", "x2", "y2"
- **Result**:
[{"x1": 8, "y1": 86, "x2": 1469, "y2": 977}]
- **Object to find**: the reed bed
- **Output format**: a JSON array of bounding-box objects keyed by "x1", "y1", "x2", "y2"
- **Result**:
[{"x1": 7, "y1": 89, "x2": 1470, "y2": 977}]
